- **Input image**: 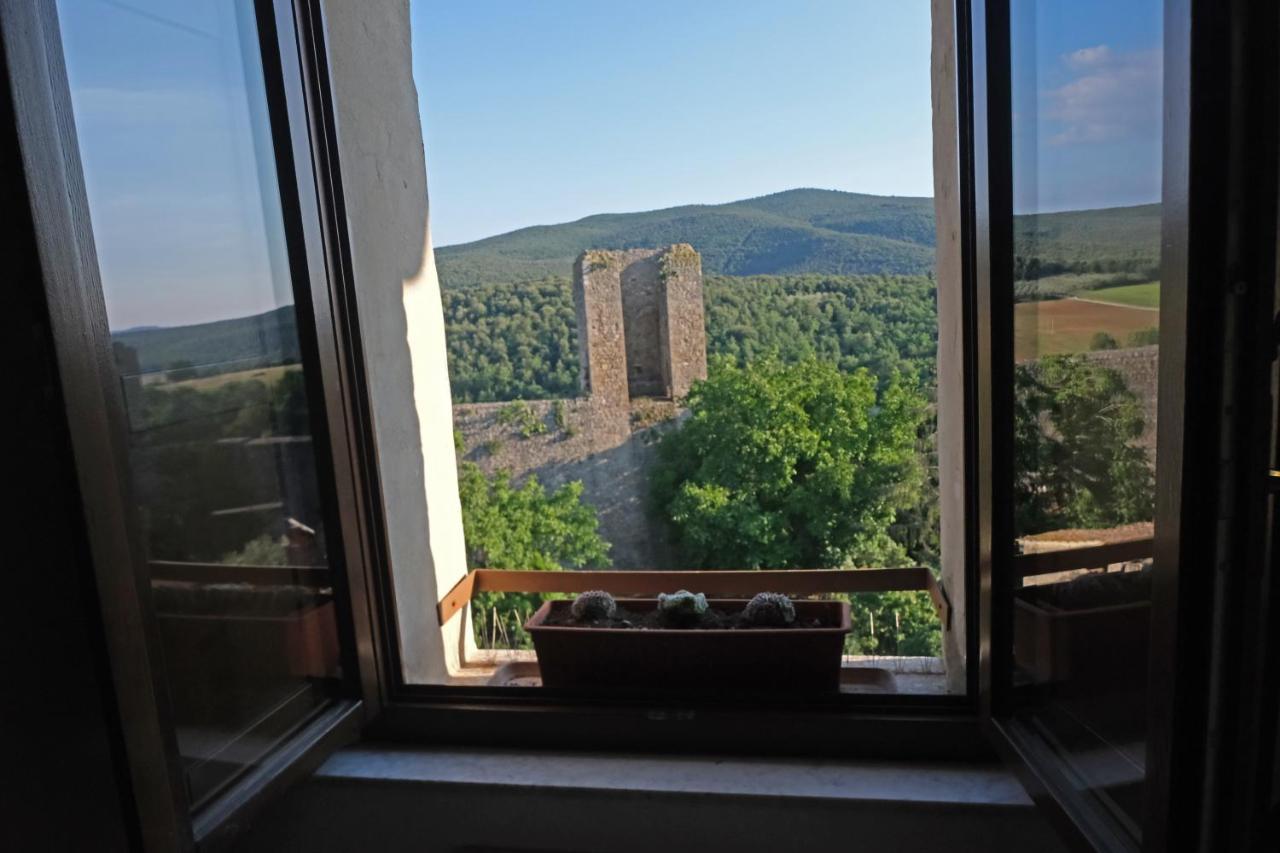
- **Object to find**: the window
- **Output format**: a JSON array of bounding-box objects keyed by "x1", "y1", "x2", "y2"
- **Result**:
[
  {"x1": 403, "y1": 0, "x2": 965, "y2": 699},
  {"x1": 15, "y1": 1, "x2": 1280, "y2": 849},
  {"x1": 1003, "y1": 0, "x2": 1162, "y2": 839}
]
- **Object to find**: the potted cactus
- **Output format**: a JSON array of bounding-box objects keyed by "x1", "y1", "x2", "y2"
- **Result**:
[{"x1": 525, "y1": 590, "x2": 850, "y2": 691}]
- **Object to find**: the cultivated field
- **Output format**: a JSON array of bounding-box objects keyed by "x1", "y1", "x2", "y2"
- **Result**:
[
  {"x1": 1015, "y1": 297, "x2": 1159, "y2": 361},
  {"x1": 1085, "y1": 281, "x2": 1161, "y2": 309},
  {"x1": 156, "y1": 363, "x2": 300, "y2": 391}
]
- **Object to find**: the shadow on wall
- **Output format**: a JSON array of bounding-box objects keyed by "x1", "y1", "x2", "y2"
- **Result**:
[
  {"x1": 325, "y1": 0, "x2": 470, "y2": 681},
  {"x1": 527, "y1": 424, "x2": 680, "y2": 570}
]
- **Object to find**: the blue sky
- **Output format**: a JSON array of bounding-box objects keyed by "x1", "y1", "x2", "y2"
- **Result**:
[
  {"x1": 1011, "y1": 0, "x2": 1163, "y2": 214},
  {"x1": 412, "y1": 1, "x2": 935, "y2": 246},
  {"x1": 57, "y1": 0, "x2": 1164, "y2": 330}
]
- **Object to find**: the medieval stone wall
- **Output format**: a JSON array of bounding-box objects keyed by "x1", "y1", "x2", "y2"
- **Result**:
[{"x1": 1080, "y1": 345, "x2": 1160, "y2": 452}]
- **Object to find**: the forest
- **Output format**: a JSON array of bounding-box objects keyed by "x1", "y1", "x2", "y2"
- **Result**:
[{"x1": 443, "y1": 272, "x2": 939, "y2": 403}]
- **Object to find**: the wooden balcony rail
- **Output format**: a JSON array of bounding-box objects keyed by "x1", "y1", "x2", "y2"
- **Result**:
[
  {"x1": 438, "y1": 567, "x2": 950, "y2": 630},
  {"x1": 148, "y1": 560, "x2": 330, "y2": 587},
  {"x1": 1012, "y1": 537, "x2": 1154, "y2": 580}
]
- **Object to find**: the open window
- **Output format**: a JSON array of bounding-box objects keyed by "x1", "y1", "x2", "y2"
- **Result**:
[
  {"x1": 974, "y1": 0, "x2": 1280, "y2": 849},
  {"x1": 9, "y1": 0, "x2": 1280, "y2": 850}
]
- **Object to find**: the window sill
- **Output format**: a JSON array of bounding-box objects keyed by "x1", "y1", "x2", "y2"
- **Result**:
[
  {"x1": 313, "y1": 744, "x2": 1030, "y2": 808},
  {"x1": 448, "y1": 650, "x2": 950, "y2": 694}
]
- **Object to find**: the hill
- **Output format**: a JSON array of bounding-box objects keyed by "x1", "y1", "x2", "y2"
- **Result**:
[
  {"x1": 436, "y1": 189, "x2": 938, "y2": 288},
  {"x1": 112, "y1": 305, "x2": 299, "y2": 376},
  {"x1": 436, "y1": 188, "x2": 1161, "y2": 290}
]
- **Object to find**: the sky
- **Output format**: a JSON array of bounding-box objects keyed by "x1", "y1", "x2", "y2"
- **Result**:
[
  {"x1": 1011, "y1": 0, "x2": 1163, "y2": 214},
  {"x1": 55, "y1": 0, "x2": 1165, "y2": 330},
  {"x1": 411, "y1": 0, "x2": 935, "y2": 246}
]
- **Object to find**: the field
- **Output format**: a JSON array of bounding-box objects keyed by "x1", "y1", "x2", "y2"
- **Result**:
[
  {"x1": 1015, "y1": 297, "x2": 1159, "y2": 361},
  {"x1": 152, "y1": 363, "x2": 300, "y2": 391},
  {"x1": 1084, "y1": 281, "x2": 1161, "y2": 309}
]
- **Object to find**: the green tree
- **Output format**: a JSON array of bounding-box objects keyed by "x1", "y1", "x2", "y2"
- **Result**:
[
  {"x1": 1014, "y1": 355, "x2": 1154, "y2": 535},
  {"x1": 1090, "y1": 332, "x2": 1119, "y2": 351},
  {"x1": 847, "y1": 591, "x2": 942, "y2": 656},
  {"x1": 457, "y1": 461, "x2": 610, "y2": 647},
  {"x1": 650, "y1": 358, "x2": 926, "y2": 569}
]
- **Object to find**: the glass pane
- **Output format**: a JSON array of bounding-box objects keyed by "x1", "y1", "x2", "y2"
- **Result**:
[
  {"x1": 57, "y1": 0, "x2": 342, "y2": 808},
  {"x1": 1009, "y1": 0, "x2": 1162, "y2": 837}
]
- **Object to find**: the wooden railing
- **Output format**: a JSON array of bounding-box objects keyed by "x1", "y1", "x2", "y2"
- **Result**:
[
  {"x1": 1012, "y1": 537, "x2": 1154, "y2": 580},
  {"x1": 437, "y1": 567, "x2": 950, "y2": 629},
  {"x1": 148, "y1": 560, "x2": 330, "y2": 587}
]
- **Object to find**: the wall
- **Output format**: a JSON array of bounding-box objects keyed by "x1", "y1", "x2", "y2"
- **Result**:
[
  {"x1": 454, "y1": 398, "x2": 682, "y2": 568},
  {"x1": 455, "y1": 246, "x2": 706, "y2": 569},
  {"x1": 323, "y1": 0, "x2": 471, "y2": 678},
  {"x1": 1081, "y1": 345, "x2": 1160, "y2": 452}
]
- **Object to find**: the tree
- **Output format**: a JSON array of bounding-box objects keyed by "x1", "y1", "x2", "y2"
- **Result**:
[
  {"x1": 650, "y1": 358, "x2": 927, "y2": 569},
  {"x1": 1013, "y1": 355, "x2": 1154, "y2": 535},
  {"x1": 457, "y1": 461, "x2": 610, "y2": 647},
  {"x1": 1090, "y1": 332, "x2": 1119, "y2": 351}
]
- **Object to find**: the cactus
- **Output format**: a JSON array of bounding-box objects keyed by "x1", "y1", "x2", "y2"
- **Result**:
[
  {"x1": 742, "y1": 592, "x2": 796, "y2": 627},
  {"x1": 657, "y1": 589, "x2": 708, "y2": 625},
  {"x1": 571, "y1": 590, "x2": 617, "y2": 621}
]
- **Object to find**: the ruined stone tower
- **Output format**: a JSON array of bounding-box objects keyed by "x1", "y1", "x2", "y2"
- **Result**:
[
  {"x1": 454, "y1": 245, "x2": 707, "y2": 568},
  {"x1": 572, "y1": 244, "x2": 707, "y2": 405}
]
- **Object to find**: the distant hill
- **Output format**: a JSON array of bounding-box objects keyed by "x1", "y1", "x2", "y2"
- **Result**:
[
  {"x1": 109, "y1": 194, "x2": 1161, "y2": 380},
  {"x1": 112, "y1": 305, "x2": 299, "y2": 376},
  {"x1": 1014, "y1": 203, "x2": 1161, "y2": 273},
  {"x1": 436, "y1": 189, "x2": 938, "y2": 288},
  {"x1": 435, "y1": 188, "x2": 1161, "y2": 289}
]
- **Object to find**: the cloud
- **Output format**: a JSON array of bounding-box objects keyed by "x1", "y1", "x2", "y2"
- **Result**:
[{"x1": 1044, "y1": 45, "x2": 1161, "y2": 146}]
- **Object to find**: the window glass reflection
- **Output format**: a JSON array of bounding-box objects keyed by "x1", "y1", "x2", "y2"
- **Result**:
[
  {"x1": 1009, "y1": 0, "x2": 1162, "y2": 837},
  {"x1": 58, "y1": 0, "x2": 341, "y2": 808}
]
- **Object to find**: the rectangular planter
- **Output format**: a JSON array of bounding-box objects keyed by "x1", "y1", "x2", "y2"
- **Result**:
[
  {"x1": 525, "y1": 598, "x2": 851, "y2": 692},
  {"x1": 1013, "y1": 597, "x2": 1149, "y2": 692}
]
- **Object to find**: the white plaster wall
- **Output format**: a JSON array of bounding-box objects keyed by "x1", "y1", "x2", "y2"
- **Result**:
[
  {"x1": 322, "y1": 0, "x2": 470, "y2": 681},
  {"x1": 932, "y1": 0, "x2": 967, "y2": 692}
]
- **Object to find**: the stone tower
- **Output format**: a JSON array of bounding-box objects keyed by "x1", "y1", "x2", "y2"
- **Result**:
[{"x1": 572, "y1": 244, "x2": 707, "y2": 404}]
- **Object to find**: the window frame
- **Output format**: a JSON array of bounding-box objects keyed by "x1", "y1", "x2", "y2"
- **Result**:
[
  {"x1": 972, "y1": 0, "x2": 1280, "y2": 850},
  {"x1": 8, "y1": 0, "x2": 1154, "y2": 847},
  {"x1": 3, "y1": 0, "x2": 385, "y2": 848}
]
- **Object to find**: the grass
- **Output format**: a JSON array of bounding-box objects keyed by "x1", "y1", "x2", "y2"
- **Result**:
[
  {"x1": 1083, "y1": 281, "x2": 1161, "y2": 309},
  {"x1": 1015, "y1": 298, "x2": 1160, "y2": 361},
  {"x1": 158, "y1": 363, "x2": 299, "y2": 391}
]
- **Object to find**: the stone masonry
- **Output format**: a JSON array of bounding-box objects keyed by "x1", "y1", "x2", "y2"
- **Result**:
[{"x1": 453, "y1": 245, "x2": 707, "y2": 569}]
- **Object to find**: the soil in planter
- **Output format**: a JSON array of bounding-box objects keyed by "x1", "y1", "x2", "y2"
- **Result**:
[{"x1": 544, "y1": 603, "x2": 832, "y2": 631}]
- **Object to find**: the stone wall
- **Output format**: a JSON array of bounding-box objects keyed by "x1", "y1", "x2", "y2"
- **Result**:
[
  {"x1": 455, "y1": 246, "x2": 706, "y2": 569},
  {"x1": 1080, "y1": 345, "x2": 1159, "y2": 452}
]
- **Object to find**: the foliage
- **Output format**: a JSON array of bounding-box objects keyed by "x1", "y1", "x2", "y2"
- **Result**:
[
  {"x1": 124, "y1": 374, "x2": 321, "y2": 562},
  {"x1": 443, "y1": 272, "x2": 939, "y2": 403},
  {"x1": 457, "y1": 461, "x2": 611, "y2": 648},
  {"x1": 1129, "y1": 327, "x2": 1160, "y2": 347},
  {"x1": 165, "y1": 360, "x2": 198, "y2": 382},
  {"x1": 1090, "y1": 332, "x2": 1119, "y2": 351},
  {"x1": 1013, "y1": 355, "x2": 1155, "y2": 535},
  {"x1": 436, "y1": 189, "x2": 938, "y2": 290},
  {"x1": 846, "y1": 591, "x2": 942, "y2": 656},
  {"x1": 650, "y1": 358, "x2": 926, "y2": 569},
  {"x1": 497, "y1": 400, "x2": 547, "y2": 437},
  {"x1": 221, "y1": 534, "x2": 288, "y2": 566}
]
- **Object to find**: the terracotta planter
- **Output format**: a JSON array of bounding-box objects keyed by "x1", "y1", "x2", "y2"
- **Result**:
[
  {"x1": 1013, "y1": 597, "x2": 1149, "y2": 691},
  {"x1": 525, "y1": 598, "x2": 851, "y2": 691},
  {"x1": 157, "y1": 601, "x2": 339, "y2": 722}
]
